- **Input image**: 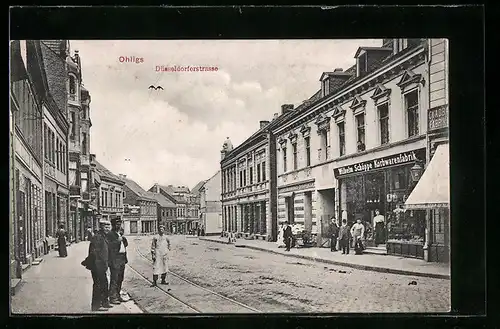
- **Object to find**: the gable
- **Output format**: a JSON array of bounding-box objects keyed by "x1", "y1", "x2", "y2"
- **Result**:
[{"x1": 396, "y1": 69, "x2": 423, "y2": 89}]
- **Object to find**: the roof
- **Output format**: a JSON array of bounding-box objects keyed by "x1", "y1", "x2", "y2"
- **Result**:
[
  {"x1": 199, "y1": 170, "x2": 220, "y2": 191},
  {"x1": 354, "y1": 46, "x2": 392, "y2": 58},
  {"x1": 122, "y1": 177, "x2": 156, "y2": 201},
  {"x1": 157, "y1": 184, "x2": 191, "y2": 194},
  {"x1": 147, "y1": 192, "x2": 176, "y2": 208},
  {"x1": 93, "y1": 160, "x2": 124, "y2": 185},
  {"x1": 191, "y1": 181, "x2": 206, "y2": 196}
]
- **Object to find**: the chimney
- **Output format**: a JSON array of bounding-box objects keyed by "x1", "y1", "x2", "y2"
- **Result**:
[
  {"x1": 281, "y1": 104, "x2": 294, "y2": 115},
  {"x1": 272, "y1": 113, "x2": 279, "y2": 120},
  {"x1": 334, "y1": 68, "x2": 343, "y2": 72},
  {"x1": 156, "y1": 184, "x2": 160, "y2": 193},
  {"x1": 260, "y1": 120, "x2": 270, "y2": 129},
  {"x1": 119, "y1": 174, "x2": 127, "y2": 178}
]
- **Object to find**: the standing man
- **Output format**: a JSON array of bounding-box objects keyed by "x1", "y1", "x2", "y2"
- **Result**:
[
  {"x1": 350, "y1": 218, "x2": 365, "y2": 255},
  {"x1": 88, "y1": 219, "x2": 112, "y2": 311},
  {"x1": 108, "y1": 218, "x2": 128, "y2": 305},
  {"x1": 283, "y1": 221, "x2": 293, "y2": 252},
  {"x1": 151, "y1": 224, "x2": 171, "y2": 287},
  {"x1": 329, "y1": 217, "x2": 339, "y2": 252},
  {"x1": 373, "y1": 209, "x2": 386, "y2": 246},
  {"x1": 338, "y1": 219, "x2": 351, "y2": 255}
]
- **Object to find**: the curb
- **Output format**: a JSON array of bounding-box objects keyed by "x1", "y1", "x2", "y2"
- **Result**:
[{"x1": 200, "y1": 238, "x2": 450, "y2": 280}]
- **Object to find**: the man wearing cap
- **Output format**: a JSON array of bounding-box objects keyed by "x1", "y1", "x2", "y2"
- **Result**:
[
  {"x1": 151, "y1": 224, "x2": 171, "y2": 287},
  {"x1": 108, "y1": 217, "x2": 128, "y2": 305},
  {"x1": 88, "y1": 218, "x2": 112, "y2": 311}
]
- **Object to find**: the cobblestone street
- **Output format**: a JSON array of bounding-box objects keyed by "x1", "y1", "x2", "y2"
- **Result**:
[{"x1": 127, "y1": 235, "x2": 450, "y2": 313}]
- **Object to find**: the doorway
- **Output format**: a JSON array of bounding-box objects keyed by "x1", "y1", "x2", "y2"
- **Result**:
[{"x1": 285, "y1": 195, "x2": 295, "y2": 224}]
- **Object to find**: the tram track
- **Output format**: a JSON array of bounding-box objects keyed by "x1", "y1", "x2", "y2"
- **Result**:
[{"x1": 126, "y1": 239, "x2": 261, "y2": 313}]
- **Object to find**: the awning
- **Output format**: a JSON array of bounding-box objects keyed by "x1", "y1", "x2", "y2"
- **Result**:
[{"x1": 405, "y1": 143, "x2": 449, "y2": 209}]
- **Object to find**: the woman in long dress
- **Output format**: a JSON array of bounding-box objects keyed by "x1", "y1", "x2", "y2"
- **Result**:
[
  {"x1": 276, "y1": 223, "x2": 285, "y2": 248},
  {"x1": 56, "y1": 224, "x2": 68, "y2": 257}
]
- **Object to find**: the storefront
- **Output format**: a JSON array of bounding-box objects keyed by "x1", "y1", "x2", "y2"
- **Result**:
[
  {"x1": 335, "y1": 148, "x2": 427, "y2": 258},
  {"x1": 405, "y1": 143, "x2": 450, "y2": 263}
]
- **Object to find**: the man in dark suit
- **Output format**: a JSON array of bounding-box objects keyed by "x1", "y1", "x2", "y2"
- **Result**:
[
  {"x1": 88, "y1": 219, "x2": 112, "y2": 311},
  {"x1": 283, "y1": 222, "x2": 293, "y2": 252},
  {"x1": 338, "y1": 219, "x2": 351, "y2": 255},
  {"x1": 108, "y1": 218, "x2": 128, "y2": 305},
  {"x1": 329, "y1": 217, "x2": 339, "y2": 252}
]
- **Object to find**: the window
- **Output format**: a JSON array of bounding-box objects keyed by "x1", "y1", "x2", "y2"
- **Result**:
[
  {"x1": 319, "y1": 130, "x2": 329, "y2": 161},
  {"x1": 249, "y1": 167, "x2": 253, "y2": 185},
  {"x1": 356, "y1": 114, "x2": 366, "y2": 152},
  {"x1": 70, "y1": 112, "x2": 76, "y2": 139},
  {"x1": 322, "y1": 79, "x2": 330, "y2": 97},
  {"x1": 100, "y1": 190, "x2": 104, "y2": 207},
  {"x1": 56, "y1": 139, "x2": 60, "y2": 170},
  {"x1": 240, "y1": 171, "x2": 243, "y2": 187},
  {"x1": 262, "y1": 162, "x2": 266, "y2": 181},
  {"x1": 305, "y1": 137, "x2": 311, "y2": 166},
  {"x1": 243, "y1": 169, "x2": 247, "y2": 186},
  {"x1": 282, "y1": 147, "x2": 287, "y2": 172},
  {"x1": 378, "y1": 103, "x2": 390, "y2": 145},
  {"x1": 256, "y1": 164, "x2": 261, "y2": 183},
  {"x1": 405, "y1": 90, "x2": 419, "y2": 137},
  {"x1": 82, "y1": 133, "x2": 87, "y2": 154},
  {"x1": 44, "y1": 124, "x2": 48, "y2": 159},
  {"x1": 69, "y1": 76, "x2": 76, "y2": 95},
  {"x1": 338, "y1": 123, "x2": 345, "y2": 156},
  {"x1": 292, "y1": 143, "x2": 298, "y2": 170}
]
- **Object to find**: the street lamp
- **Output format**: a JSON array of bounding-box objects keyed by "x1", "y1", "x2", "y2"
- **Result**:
[{"x1": 410, "y1": 161, "x2": 424, "y2": 183}]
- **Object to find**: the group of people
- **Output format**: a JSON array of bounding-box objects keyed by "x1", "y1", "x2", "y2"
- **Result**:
[
  {"x1": 82, "y1": 218, "x2": 129, "y2": 311},
  {"x1": 82, "y1": 219, "x2": 173, "y2": 311},
  {"x1": 328, "y1": 209, "x2": 385, "y2": 254}
]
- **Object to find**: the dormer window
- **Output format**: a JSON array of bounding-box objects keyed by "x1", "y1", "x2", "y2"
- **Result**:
[
  {"x1": 322, "y1": 79, "x2": 330, "y2": 97},
  {"x1": 356, "y1": 52, "x2": 368, "y2": 77}
]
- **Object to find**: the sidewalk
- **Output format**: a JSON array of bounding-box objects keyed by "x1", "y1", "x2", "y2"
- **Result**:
[
  {"x1": 10, "y1": 241, "x2": 142, "y2": 314},
  {"x1": 199, "y1": 236, "x2": 450, "y2": 280}
]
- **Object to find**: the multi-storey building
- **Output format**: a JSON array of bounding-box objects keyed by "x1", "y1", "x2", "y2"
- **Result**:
[
  {"x1": 405, "y1": 39, "x2": 450, "y2": 262},
  {"x1": 271, "y1": 39, "x2": 446, "y2": 261},
  {"x1": 10, "y1": 41, "x2": 45, "y2": 271},
  {"x1": 121, "y1": 175, "x2": 158, "y2": 235},
  {"x1": 38, "y1": 41, "x2": 71, "y2": 252},
  {"x1": 220, "y1": 111, "x2": 292, "y2": 241},
  {"x1": 93, "y1": 158, "x2": 125, "y2": 224},
  {"x1": 148, "y1": 190, "x2": 177, "y2": 232},
  {"x1": 148, "y1": 184, "x2": 199, "y2": 234},
  {"x1": 199, "y1": 171, "x2": 222, "y2": 235}
]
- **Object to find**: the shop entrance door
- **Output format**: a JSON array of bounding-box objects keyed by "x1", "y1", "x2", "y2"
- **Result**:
[{"x1": 285, "y1": 196, "x2": 295, "y2": 224}]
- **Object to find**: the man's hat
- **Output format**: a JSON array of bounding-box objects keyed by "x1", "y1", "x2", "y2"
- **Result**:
[
  {"x1": 111, "y1": 217, "x2": 122, "y2": 224},
  {"x1": 99, "y1": 219, "x2": 111, "y2": 225}
]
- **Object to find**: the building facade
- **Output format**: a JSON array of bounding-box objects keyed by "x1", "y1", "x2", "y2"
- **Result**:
[
  {"x1": 405, "y1": 39, "x2": 450, "y2": 262},
  {"x1": 273, "y1": 39, "x2": 430, "y2": 254},
  {"x1": 11, "y1": 41, "x2": 45, "y2": 270},
  {"x1": 220, "y1": 110, "x2": 292, "y2": 241},
  {"x1": 38, "y1": 41, "x2": 71, "y2": 251},
  {"x1": 199, "y1": 171, "x2": 222, "y2": 235},
  {"x1": 121, "y1": 175, "x2": 158, "y2": 235},
  {"x1": 148, "y1": 190, "x2": 177, "y2": 232},
  {"x1": 93, "y1": 158, "x2": 125, "y2": 225}
]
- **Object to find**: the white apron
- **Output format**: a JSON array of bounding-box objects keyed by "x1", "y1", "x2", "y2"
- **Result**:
[{"x1": 152, "y1": 234, "x2": 170, "y2": 275}]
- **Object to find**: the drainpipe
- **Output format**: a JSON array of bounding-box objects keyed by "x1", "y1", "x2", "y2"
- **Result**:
[{"x1": 423, "y1": 38, "x2": 432, "y2": 262}]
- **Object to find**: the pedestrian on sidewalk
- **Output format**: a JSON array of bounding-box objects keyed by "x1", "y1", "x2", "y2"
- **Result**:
[
  {"x1": 276, "y1": 222, "x2": 285, "y2": 248},
  {"x1": 151, "y1": 224, "x2": 171, "y2": 288},
  {"x1": 88, "y1": 219, "x2": 112, "y2": 311},
  {"x1": 373, "y1": 209, "x2": 386, "y2": 246},
  {"x1": 56, "y1": 223, "x2": 68, "y2": 258},
  {"x1": 350, "y1": 219, "x2": 365, "y2": 255},
  {"x1": 338, "y1": 219, "x2": 351, "y2": 255},
  {"x1": 329, "y1": 217, "x2": 339, "y2": 252},
  {"x1": 108, "y1": 218, "x2": 128, "y2": 305},
  {"x1": 283, "y1": 222, "x2": 293, "y2": 252}
]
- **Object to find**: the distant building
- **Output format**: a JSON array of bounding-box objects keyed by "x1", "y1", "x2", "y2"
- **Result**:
[
  {"x1": 199, "y1": 171, "x2": 222, "y2": 235},
  {"x1": 149, "y1": 184, "x2": 200, "y2": 234},
  {"x1": 121, "y1": 175, "x2": 158, "y2": 235},
  {"x1": 147, "y1": 190, "x2": 176, "y2": 233},
  {"x1": 92, "y1": 157, "x2": 125, "y2": 225}
]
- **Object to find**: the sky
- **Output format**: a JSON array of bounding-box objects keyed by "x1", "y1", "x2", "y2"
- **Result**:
[{"x1": 71, "y1": 39, "x2": 382, "y2": 191}]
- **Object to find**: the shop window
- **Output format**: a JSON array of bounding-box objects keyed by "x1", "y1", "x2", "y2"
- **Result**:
[
  {"x1": 292, "y1": 143, "x2": 298, "y2": 170},
  {"x1": 305, "y1": 137, "x2": 311, "y2": 166},
  {"x1": 378, "y1": 103, "x2": 390, "y2": 145},
  {"x1": 405, "y1": 90, "x2": 419, "y2": 137},
  {"x1": 338, "y1": 122, "x2": 345, "y2": 156}
]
